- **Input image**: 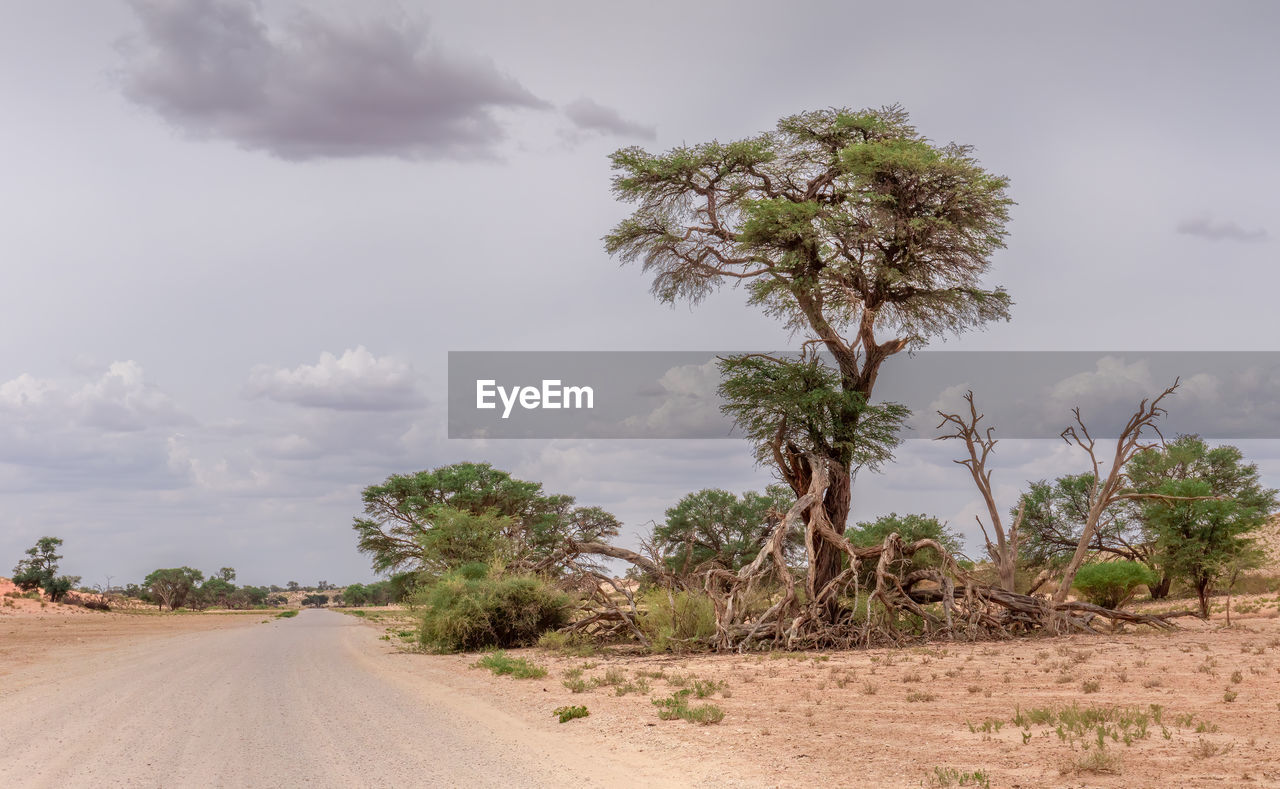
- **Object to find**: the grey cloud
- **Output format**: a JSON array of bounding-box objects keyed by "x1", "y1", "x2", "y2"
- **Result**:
[
  {"x1": 244, "y1": 347, "x2": 424, "y2": 412},
  {"x1": 118, "y1": 0, "x2": 550, "y2": 159},
  {"x1": 563, "y1": 97, "x2": 656, "y2": 140},
  {"x1": 1176, "y1": 216, "x2": 1268, "y2": 242}
]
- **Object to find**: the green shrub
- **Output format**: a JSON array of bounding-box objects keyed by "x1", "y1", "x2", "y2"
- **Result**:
[
  {"x1": 417, "y1": 568, "x2": 571, "y2": 652},
  {"x1": 1072, "y1": 561, "x2": 1157, "y2": 609},
  {"x1": 276, "y1": 610, "x2": 298, "y2": 618},
  {"x1": 472, "y1": 651, "x2": 548, "y2": 678},
  {"x1": 553, "y1": 705, "x2": 589, "y2": 723},
  {"x1": 636, "y1": 588, "x2": 716, "y2": 652},
  {"x1": 41, "y1": 575, "x2": 75, "y2": 603},
  {"x1": 651, "y1": 690, "x2": 725, "y2": 725}
]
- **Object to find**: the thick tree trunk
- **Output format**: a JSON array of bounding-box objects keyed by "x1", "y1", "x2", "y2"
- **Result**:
[
  {"x1": 808, "y1": 471, "x2": 851, "y2": 622},
  {"x1": 1196, "y1": 582, "x2": 1211, "y2": 619},
  {"x1": 1149, "y1": 573, "x2": 1172, "y2": 600}
]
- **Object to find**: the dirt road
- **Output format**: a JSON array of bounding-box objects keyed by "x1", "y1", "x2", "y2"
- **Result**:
[{"x1": 0, "y1": 609, "x2": 700, "y2": 788}]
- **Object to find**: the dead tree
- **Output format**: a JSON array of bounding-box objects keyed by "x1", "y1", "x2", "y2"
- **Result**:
[
  {"x1": 1051, "y1": 381, "x2": 1179, "y2": 603},
  {"x1": 936, "y1": 391, "x2": 1023, "y2": 592}
]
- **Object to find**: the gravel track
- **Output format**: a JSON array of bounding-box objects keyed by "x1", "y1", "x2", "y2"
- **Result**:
[{"x1": 0, "y1": 609, "x2": 685, "y2": 788}]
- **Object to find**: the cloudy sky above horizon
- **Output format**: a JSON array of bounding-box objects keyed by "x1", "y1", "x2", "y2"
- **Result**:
[{"x1": 2, "y1": 0, "x2": 1276, "y2": 587}]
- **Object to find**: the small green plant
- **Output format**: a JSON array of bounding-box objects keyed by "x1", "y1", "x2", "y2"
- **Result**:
[
  {"x1": 562, "y1": 678, "x2": 589, "y2": 693},
  {"x1": 691, "y1": 678, "x2": 727, "y2": 698},
  {"x1": 553, "y1": 705, "x2": 589, "y2": 723},
  {"x1": 472, "y1": 651, "x2": 548, "y2": 679},
  {"x1": 652, "y1": 690, "x2": 724, "y2": 725},
  {"x1": 926, "y1": 766, "x2": 991, "y2": 788},
  {"x1": 276, "y1": 610, "x2": 298, "y2": 618}
]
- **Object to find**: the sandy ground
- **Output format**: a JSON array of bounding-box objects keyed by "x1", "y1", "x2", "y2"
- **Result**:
[
  {"x1": 0, "y1": 608, "x2": 721, "y2": 788},
  {"x1": 362, "y1": 598, "x2": 1280, "y2": 789}
]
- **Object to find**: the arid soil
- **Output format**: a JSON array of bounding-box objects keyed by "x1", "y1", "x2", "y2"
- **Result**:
[{"x1": 358, "y1": 597, "x2": 1280, "y2": 788}]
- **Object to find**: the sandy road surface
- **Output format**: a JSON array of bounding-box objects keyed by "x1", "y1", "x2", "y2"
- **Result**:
[{"x1": 0, "y1": 609, "x2": 697, "y2": 788}]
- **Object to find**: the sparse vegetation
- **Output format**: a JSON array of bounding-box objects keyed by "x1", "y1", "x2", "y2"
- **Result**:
[{"x1": 472, "y1": 651, "x2": 548, "y2": 679}]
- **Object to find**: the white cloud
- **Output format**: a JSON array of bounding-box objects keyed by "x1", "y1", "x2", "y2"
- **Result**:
[{"x1": 244, "y1": 346, "x2": 423, "y2": 411}]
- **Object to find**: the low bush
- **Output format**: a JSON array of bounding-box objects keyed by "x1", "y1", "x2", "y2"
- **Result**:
[
  {"x1": 1071, "y1": 561, "x2": 1157, "y2": 609},
  {"x1": 636, "y1": 588, "x2": 716, "y2": 652},
  {"x1": 472, "y1": 651, "x2": 547, "y2": 679},
  {"x1": 652, "y1": 689, "x2": 725, "y2": 725},
  {"x1": 416, "y1": 565, "x2": 571, "y2": 652},
  {"x1": 553, "y1": 705, "x2": 589, "y2": 723},
  {"x1": 276, "y1": 609, "x2": 298, "y2": 618}
]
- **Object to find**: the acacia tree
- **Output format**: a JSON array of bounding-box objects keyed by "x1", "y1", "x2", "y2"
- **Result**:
[
  {"x1": 651, "y1": 486, "x2": 798, "y2": 576},
  {"x1": 12, "y1": 536, "x2": 64, "y2": 591},
  {"x1": 607, "y1": 106, "x2": 1013, "y2": 622},
  {"x1": 1129, "y1": 436, "x2": 1277, "y2": 615},
  {"x1": 352, "y1": 462, "x2": 620, "y2": 577},
  {"x1": 144, "y1": 567, "x2": 204, "y2": 611}
]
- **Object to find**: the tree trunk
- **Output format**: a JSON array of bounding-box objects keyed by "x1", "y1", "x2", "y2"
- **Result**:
[
  {"x1": 1149, "y1": 573, "x2": 1171, "y2": 600},
  {"x1": 1196, "y1": 581, "x2": 1210, "y2": 619},
  {"x1": 808, "y1": 470, "x2": 851, "y2": 622}
]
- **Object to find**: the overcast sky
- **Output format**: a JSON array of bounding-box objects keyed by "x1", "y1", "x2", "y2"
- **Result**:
[{"x1": 1, "y1": 0, "x2": 1276, "y2": 587}]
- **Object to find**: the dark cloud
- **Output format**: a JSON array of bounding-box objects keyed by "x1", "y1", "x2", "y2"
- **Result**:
[
  {"x1": 244, "y1": 347, "x2": 424, "y2": 412},
  {"x1": 1176, "y1": 216, "x2": 1268, "y2": 242},
  {"x1": 118, "y1": 0, "x2": 550, "y2": 159},
  {"x1": 563, "y1": 97, "x2": 656, "y2": 140}
]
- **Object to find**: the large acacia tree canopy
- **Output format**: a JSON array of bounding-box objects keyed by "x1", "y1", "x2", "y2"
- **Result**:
[
  {"x1": 352, "y1": 461, "x2": 620, "y2": 575},
  {"x1": 605, "y1": 106, "x2": 1014, "y2": 362}
]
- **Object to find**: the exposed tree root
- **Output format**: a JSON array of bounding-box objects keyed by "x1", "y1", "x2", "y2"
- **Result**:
[{"x1": 559, "y1": 452, "x2": 1199, "y2": 652}]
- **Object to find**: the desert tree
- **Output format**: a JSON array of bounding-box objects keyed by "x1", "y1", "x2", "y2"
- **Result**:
[
  {"x1": 607, "y1": 106, "x2": 1014, "y2": 625},
  {"x1": 1050, "y1": 381, "x2": 1181, "y2": 603},
  {"x1": 144, "y1": 567, "x2": 204, "y2": 611},
  {"x1": 651, "y1": 485, "x2": 799, "y2": 576},
  {"x1": 12, "y1": 536, "x2": 64, "y2": 591},
  {"x1": 936, "y1": 391, "x2": 1024, "y2": 592},
  {"x1": 1130, "y1": 436, "x2": 1277, "y2": 617},
  {"x1": 352, "y1": 461, "x2": 619, "y2": 577}
]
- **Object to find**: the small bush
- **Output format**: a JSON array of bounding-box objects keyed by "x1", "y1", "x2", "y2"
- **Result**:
[
  {"x1": 416, "y1": 568, "x2": 571, "y2": 652},
  {"x1": 652, "y1": 690, "x2": 724, "y2": 725},
  {"x1": 553, "y1": 705, "x2": 589, "y2": 723},
  {"x1": 277, "y1": 610, "x2": 298, "y2": 618},
  {"x1": 472, "y1": 651, "x2": 547, "y2": 679},
  {"x1": 1072, "y1": 561, "x2": 1157, "y2": 609},
  {"x1": 636, "y1": 588, "x2": 716, "y2": 652}
]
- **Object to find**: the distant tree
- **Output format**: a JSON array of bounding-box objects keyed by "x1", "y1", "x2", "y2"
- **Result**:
[
  {"x1": 217, "y1": 567, "x2": 236, "y2": 583},
  {"x1": 42, "y1": 575, "x2": 76, "y2": 603},
  {"x1": 352, "y1": 462, "x2": 620, "y2": 577},
  {"x1": 846, "y1": 513, "x2": 965, "y2": 587},
  {"x1": 343, "y1": 583, "x2": 369, "y2": 607},
  {"x1": 200, "y1": 577, "x2": 235, "y2": 609},
  {"x1": 301, "y1": 593, "x2": 329, "y2": 607},
  {"x1": 12, "y1": 536, "x2": 64, "y2": 591},
  {"x1": 286, "y1": 581, "x2": 300, "y2": 592},
  {"x1": 265, "y1": 594, "x2": 288, "y2": 607},
  {"x1": 652, "y1": 486, "x2": 799, "y2": 575},
  {"x1": 1135, "y1": 438, "x2": 1277, "y2": 618},
  {"x1": 1017, "y1": 473, "x2": 1148, "y2": 567},
  {"x1": 144, "y1": 567, "x2": 204, "y2": 611}
]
